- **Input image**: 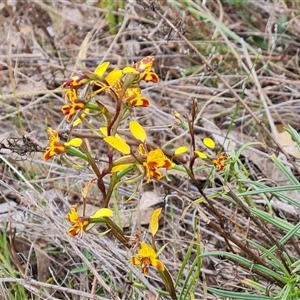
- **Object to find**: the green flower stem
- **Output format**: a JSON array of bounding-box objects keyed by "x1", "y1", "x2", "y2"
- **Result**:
[
  {"x1": 158, "y1": 268, "x2": 178, "y2": 300},
  {"x1": 105, "y1": 217, "x2": 129, "y2": 248},
  {"x1": 172, "y1": 164, "x2": 188, "y2": 173},
  {"x1": 103, "y1": 172, "x2": 117, "y2": 208},
  {"x1": 95, "y1": 100, "x2": 111, "y2": 124},
  {"x1": 89, "y1": 217, "x2": 107, "y2": 224},
  {"x1": 116, "y1": 165, "x2": 135, "y2": 180},
  {"x1": 79, "y1": 115, "x2": 102, "y2": 137},
  {"x1": 67, "y1": 146, "x2": 89, "y2": 162},
  {"x1": 86, "y1": 102, "x2": 101, "y2": 112}
]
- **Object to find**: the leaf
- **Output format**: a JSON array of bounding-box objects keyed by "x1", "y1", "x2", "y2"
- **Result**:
[
  {"x1": 277, "y1": 130, "x2": 300, "y2": 158},
  {"x1": 70, "y1": 264, "x2": 88, "y2": 274}
]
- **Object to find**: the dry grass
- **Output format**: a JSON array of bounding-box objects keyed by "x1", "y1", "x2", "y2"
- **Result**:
[{"x1": 1, "y1": 0, "x2": 300, "y2": 299}]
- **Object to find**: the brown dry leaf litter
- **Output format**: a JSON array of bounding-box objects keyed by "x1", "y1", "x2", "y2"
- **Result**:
[{"x1": 1, "y1": 0, "x2": 300, "y2": 299}]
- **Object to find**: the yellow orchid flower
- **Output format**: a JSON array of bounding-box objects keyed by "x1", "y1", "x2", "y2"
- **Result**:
[
  {"x1": 66, "y1": 205, "x2": 113, "y2": 237},
  {"x1": 61, "y1": 61, "x2": 110, "y2": 89},
  {"x1": 195, "y1": 137, "x2": 228, "y2": 170},
  {"x1": 143, "y1": 148, "x2": 175, "y2": 183},
  {"x1": 130, "y1": 242, "x2": 164, "y2": 275},
  {"x1": 43, "y1": 128, "x2": 82, "y2": 161},
  {"x1": 61, "y1": 90, "x2": 86, "y2": 122}
]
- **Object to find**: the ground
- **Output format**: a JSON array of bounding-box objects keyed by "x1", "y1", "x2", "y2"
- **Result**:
[{"x1": 1, "y1": 1, "x2": 300, "y2": 299}]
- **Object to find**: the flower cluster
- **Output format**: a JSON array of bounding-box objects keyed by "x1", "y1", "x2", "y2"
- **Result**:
[
  {"x1": 39, "y1": 55, "x2": 235, "y2": 298},
  {"x1": 44, "y1": 57, "x2": 160, "y2": 164},
  {"x1": 60, "y1": 56, "x2": 159, "y2": 123}
]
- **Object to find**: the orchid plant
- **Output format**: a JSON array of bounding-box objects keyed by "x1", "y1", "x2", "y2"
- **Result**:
[{"x1": 44, "y1": 56, "x2": 229, "y2": 299}]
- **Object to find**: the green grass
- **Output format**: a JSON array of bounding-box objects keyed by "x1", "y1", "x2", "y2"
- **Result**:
[{"x1": 1, "y1": 0, "x2": 300, "y2": 299}]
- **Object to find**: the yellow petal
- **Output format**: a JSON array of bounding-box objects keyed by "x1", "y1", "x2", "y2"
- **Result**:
[
  {"x1": 67, "y1": 205, "x2": 79, "y2": 223},
  {"x1": 123, "y1": 67, "x2": 139, "y2": 74},
  {"x1": 139, "y1": 242, "x2": 156, "y2": 259},
  {"x1": 130, "y1": 120, "x2": 147, "y2": 142},
  {"x1": 130, "y1": 256, "x2": 141, "y2": 266},
  {"x1": 65, "y1": 90, "x2": 78, "y2": 103},
  {"x1": 105, "y1": 69, "x2": 122, "y2": 85},
  {"x1": 174, "y1": 146, "x2": 188, "y2": 155},
  {"x1": 111, "y1": 164, "x2": 133, "y2": 172},
  {"x1": 203, "y1": 137, "x2": 215, "y2": 149},
  {"x1": 195, "y1": 151, "x2": 207, "y2": 159},
  {"x1": 100, "y1": 127, "x2": 108, "y2": 136},
  {"x1": 90, "y1": 208, "x2": 113, "y2": 219},
  {"x1": 104, "y1": 136, "x2": 131, "y2": 154},
  {"x1": 149, "y1": 257, "x2": 164, "y2": 271},
  {"x1": 72, "y1": 118, "x2": 82, "y2": 127},
  {"x1": 94, "y1": 61, "x2": 110, "y2": 76},
  {"x1": 65, "y1": 138, "x2": 82, "y2": 147},
  {"x1": 137, "y1": 143, "x2": 146, "y2": 155},
  {"x1": 100, "y1": 127, "x2": 124, "y2": 141},
  {"x1": 149, "y1": 208, "x2": 162, "y2": 237}
]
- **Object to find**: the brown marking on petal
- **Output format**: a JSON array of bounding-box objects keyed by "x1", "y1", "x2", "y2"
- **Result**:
[
  {"x1": 61, "y1": 77, "x2": 77, "y2": 88},
  {"x1": 43, "y1": 149, "x2": 51, "y2": 161},
  {"x1": 130, "y1": 99, "x2": 138, "y2": 106},
  {"x1": 73, "y1": 103, "x2": 85, "y2": 110},
  {"x1": 141, "y1": 98, "x2": 150, "y2": 107},
  {"x1": 156, "y1": 260, "x2": 164, "y2": 271},
  {"x1": 151, "y1": 169, "x2": 163, "y2": 180},
  {"x1": 67, "y1": 224, "x2": 80, "y2": 236},
  {"x1": 213, "y1": 152, "x2": 228, "y2": 170},
  {"x1": 163, "y1": 159, "x2": 173, "y2": 168},
  {"x1": 133, "y1": 56, "x2": 155, "y2": 73},
  {"x1": 141, "y1": 257, "x2": 151, "y2": 274},
  {"x1": 62, "y1": 105, "x2": 71, "y2": 115},
  {"x1": 141, "y1": 265, "x2": 149, "y2": 275},
  {"x1": 142, "y1": 73, "x2": 160, "y2": 83},
  {"x1": 130, "y1": 257, "x2": 141, "y2": 266}
]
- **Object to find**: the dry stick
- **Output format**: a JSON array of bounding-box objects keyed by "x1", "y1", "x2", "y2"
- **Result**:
[
  {"x1": 187, "y1": 166, "x2": 237, "y2": 254},
  {"x1": 101, "y1": 14, "x2": 130, "y2": 63},
  {"x1": 90, "y1": 271, "x2": 99, "y2": 300},
  {"x1": 185, "y1": 105, "x2": 236, "y2": 252},
  {"x1": 148, "y1": 2, "x2": 300, "y2": 175}
]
